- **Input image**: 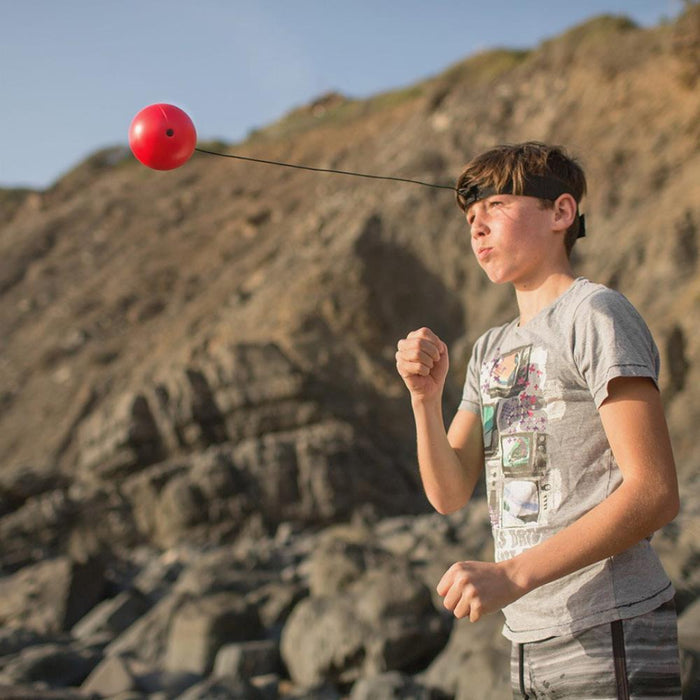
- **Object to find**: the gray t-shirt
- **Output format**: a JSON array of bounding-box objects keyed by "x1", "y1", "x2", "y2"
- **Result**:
[{"x1": 459, "y1": 277, "x2": 674, "y2": 642}]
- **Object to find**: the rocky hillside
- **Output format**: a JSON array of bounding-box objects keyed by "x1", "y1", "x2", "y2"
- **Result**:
[{"x1": 0, "y1": 9, "x2": 699, "y2": 699}]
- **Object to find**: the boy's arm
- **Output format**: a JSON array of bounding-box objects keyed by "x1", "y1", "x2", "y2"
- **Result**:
[
  {"x1": 396, "y1": 327, "x2": 485, "y2": 513},
  {"x1": 437, "y1": 376, "x2": 680, "y2": 621},
  {"x1": 413, "y1": 400, "x2": 484, "y2": 513}
]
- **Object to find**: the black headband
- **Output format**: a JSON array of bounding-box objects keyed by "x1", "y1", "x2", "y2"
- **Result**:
[{"x1": 457, "y1": 174, "x2": 585, "y2": 239}]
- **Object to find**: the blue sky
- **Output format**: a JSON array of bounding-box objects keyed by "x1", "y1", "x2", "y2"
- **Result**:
[{"x1": 1, "y1": 1, "x2": 683, "y2": 189}]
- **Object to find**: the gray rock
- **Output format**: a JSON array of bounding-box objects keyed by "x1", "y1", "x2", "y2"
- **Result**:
[
  {"x1": 176, "y1": 675, "x2": 265, "y2": 700},
  {"x1": 120, "y1": 461, "x2": 190, "y2": 544},
  {"x1": 231, "y1": 419, "x2": 417, "y2": 527},
  {"x1": 281, "y1": 595, "x2": 370, "y2": 686},
  {"x1": 419, "y1": 612, "x2": 511, "y2": 700},
  {"x1": 0, "y1": 643, "x2": 100, "y2": 687},
  {"x1": 0, "y1": 464, "x2": 66, "y2": 517},
  {"x1": 81, "y1": 654, "x2": 136, "y2": 696},
  {"x1": 0, "y1": 627, "x2": 48, "y2": 657},
  {"x1": 349, "y1": 672, "x2": 444, "y2": 700},
  {"x1": 73, "y1": 343, "x2": 316, "y2": 485},
  {"x1": 306, "y1": 531, "x2": 392, "y2": 597},
  {"x1": 131, "y1": 548, "x2": 186, "y2": 600},
  {"x1": 154, "y1": 474, "x2": 208, "y2": 544},
  {"x1": 249, "y1": 674, "x2": 280, "y2": 700},
  {"x1": 172, "y1": 549, "x2": 274, "y2": 598},
  {"x1": 245, "y1": 581, "x2": 307, "y2": 633},
  {"x1": 278, "y1": 682, "x2": 341, "y2": 700},
  {"x1": 0, "y1": 556, "x2": 105, "y2": 633},
  {"x1": 105, "y1": 592, "x2": 187, "y2": 665},
  {"x1": 0, "y1": 488, "x2": 76, "y2": 571},
  {"x1": 164, "y1": 593, "x2": 263, "y2": 675},
  {"x1": 281, "y1": 562, "x2": 449, "y2": 686},
  {"x1": 76, "y1": 392, "x2": 165, "y2": 480},
  {"x1": 72, "y1": 589, "x2": 151, "y2": 640},
  {"x1": 0, "y1": 686, "x2": 98, "y2": 699},
  {"x1": 213, "y1": 640, "x2": 281, "y2": 679},
  {"x1": 133, "y1": 668, "x2": 201, "y2": 697}
]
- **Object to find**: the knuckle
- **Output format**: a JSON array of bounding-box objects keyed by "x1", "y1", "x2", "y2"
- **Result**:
[{"x1": 456, "y1": 571, "x2": 470, "y2": 585}]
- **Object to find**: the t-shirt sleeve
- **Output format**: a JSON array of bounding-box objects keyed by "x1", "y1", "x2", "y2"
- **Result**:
[
  {"x1": 458, "y1": 341, "x2": 482, "y2": 415},
  {"x1": 572, "y1": 289, "x2": 660, "y2": 408}
]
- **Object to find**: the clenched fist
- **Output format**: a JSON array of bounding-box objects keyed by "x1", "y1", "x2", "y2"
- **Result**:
[
  {"x1": 437, "y1": 559, "x2": 524, "y2": 622},
  {"x1": 395, "y1": 327, "x2": 449, "y2": 401}
]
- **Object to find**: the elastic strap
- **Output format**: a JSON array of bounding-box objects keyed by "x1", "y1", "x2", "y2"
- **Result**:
[{"x1": 611, "y1": 620, "x2": 630, "y2": 700}]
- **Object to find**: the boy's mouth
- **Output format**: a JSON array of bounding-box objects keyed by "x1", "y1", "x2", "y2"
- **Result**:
[{"x1": 477, "y1": 247, "x2": 493, "y2": 260}]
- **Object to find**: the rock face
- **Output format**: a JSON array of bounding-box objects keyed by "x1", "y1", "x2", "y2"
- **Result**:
[{"x1": 1, "y1": 8, "x2": 700, "y2": 698}]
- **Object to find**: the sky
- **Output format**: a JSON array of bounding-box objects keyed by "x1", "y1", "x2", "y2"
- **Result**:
[{"x1": 1, "y1": 1, "x2": 684, "y2": 190}]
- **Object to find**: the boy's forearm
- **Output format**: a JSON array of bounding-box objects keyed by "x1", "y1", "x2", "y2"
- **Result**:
[
  {"x1": 502, "y1": 478, "x2": 678, "y2": 596},
  {"x1": 412, "y1": 397, "x2": 478, "y2": 513},
  {"x1": 504, "y1": 378, "x2": 680, "y2": 598}
]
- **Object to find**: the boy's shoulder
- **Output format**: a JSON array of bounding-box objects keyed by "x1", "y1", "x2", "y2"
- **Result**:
[
  {"x1": 569, "y1": 277, "x2": 622, "y2": 302},
  {"x1": 565, "y1": 278, "x2": 647, "y2": 328}
]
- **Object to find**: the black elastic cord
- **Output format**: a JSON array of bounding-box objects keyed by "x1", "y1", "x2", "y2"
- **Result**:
[{"x1": 194, "y1": 147, "x2": 456, "y2": 191}]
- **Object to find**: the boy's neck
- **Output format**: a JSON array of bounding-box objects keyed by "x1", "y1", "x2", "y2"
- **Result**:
[{"x1": 515, "y1": 270, "x2": 577, "y2": 326}]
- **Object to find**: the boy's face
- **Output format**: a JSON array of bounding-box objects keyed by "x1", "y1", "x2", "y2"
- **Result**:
[{"x1": 465, "y1": 194, "x2": 564, "y2": 288}]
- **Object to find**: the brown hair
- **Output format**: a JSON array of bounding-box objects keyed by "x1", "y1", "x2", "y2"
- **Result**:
[{"x1": 456, "y1": 142, "x2": 587, "y2": 256}]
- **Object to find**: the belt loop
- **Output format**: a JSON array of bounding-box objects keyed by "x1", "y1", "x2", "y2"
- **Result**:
[
  {"x1": 519, "y1": 642, "x2": 529, "y2": 698},
  {"x1": 611, "y1": 619, "x2": 630, "y2": 700}
]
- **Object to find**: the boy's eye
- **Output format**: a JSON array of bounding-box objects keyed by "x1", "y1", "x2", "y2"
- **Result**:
[{"x1": 488, "y1": 200, "x2": 503, "y2": 208}]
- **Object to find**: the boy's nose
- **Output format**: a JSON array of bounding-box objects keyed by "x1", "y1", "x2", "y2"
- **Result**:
[{"x1": 471, "y1": 215, "x2": 489, "y2": 238}]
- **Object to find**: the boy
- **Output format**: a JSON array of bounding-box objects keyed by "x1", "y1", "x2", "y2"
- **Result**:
[{"x1": 395, "y1": 142, "x2": 682, "y2": 698}]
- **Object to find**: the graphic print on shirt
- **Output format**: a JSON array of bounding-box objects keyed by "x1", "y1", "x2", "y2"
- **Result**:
[{"x1": 480, "y1": 345, "x2": 552, "y2": 535}]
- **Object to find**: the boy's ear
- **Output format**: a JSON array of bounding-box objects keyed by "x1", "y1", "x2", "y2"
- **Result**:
[{"x1": 552, "y1": 193, "x2": 578, "y2": 231}]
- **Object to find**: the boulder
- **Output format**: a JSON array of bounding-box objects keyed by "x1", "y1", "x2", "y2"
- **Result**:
[
  {"x1": 176, "y1": 675, "x2": 264, "y2": 700},
  {"x1": 0, "y1": 464, "x2": 66, "y2": 517},
  {"x1": 306, "y1": 531, "x2": 392, "y2": 597},
  {"x1": 72, "y1": 589, "x2": 151, "y2": 641},
  {"x1": 0, "y1": 643, "x2": 100, "y2": 687},
  {"x1": 0, "y1": 686, "x2": 98, "y2": 700},
  {"x1": 0, "y1": 556, "x2": 105, "y2": 634},
  {"x1": 164, "y1": 593, "x2": 263, "y2": 675},
  {"x1": 349, "y1": 672, "x2": 445, "y2": 700},
  {"x1": 281, "y1": 595, "x2": 370, "y2": 686},
  {"x1": 0, "y1": 488, "x2": 76, "y2": 571},
  {"x1": 105, "y1": 592, "x2": 187, "y2": 666},
  {"x1": 0, "y1": 628, "x2": 47, "y2": 657},
  {"x1": 246, "y1": 581, "x2": 307, "y2": 635},
  {"x1": 131, "y1": 667, "x2": 201, "y2": 696},
  {"x1": 281, "y1": 562, "x2": 449, "y2": 686},
  {"x1": 76, "y1": 392, "x2": 165, "y2": 480},
  {"x1": 419, "y1": 611, "x2": 511, "y2": 700},
  {"x1": 81, "y1": 655, "x2": 137, "y2": 696},
  {"x1": 213, "y1": 640, "x2": 281, "y2": 680},
  {"x1": 278, "y1": 682, "x2": 341, "y2": 700}
]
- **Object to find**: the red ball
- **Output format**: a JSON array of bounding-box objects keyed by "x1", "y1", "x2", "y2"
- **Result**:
[{"x1": 129, "y1": 103, "x2": 197, "y2": 170}]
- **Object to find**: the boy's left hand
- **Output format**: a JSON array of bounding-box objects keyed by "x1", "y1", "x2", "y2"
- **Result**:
[{"x1": 437, "y1": 560, "x2": 524, "y2": 622}]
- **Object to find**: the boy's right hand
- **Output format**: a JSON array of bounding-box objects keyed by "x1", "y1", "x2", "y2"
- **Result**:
[{"x1": 395, "y1": 327, "x2": 449, "y2": 402}]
